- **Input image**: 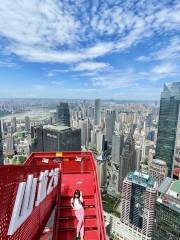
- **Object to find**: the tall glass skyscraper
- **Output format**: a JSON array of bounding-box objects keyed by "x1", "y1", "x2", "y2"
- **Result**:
[
  {"x1": 57, "y1": 102, "x2": 70, "y2": 127},
  {"x1": 156, "y1": 82, "x2": 180, "y2": 177}
]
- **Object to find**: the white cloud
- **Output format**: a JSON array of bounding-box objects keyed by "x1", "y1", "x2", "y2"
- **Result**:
[
  {"x1": 91, "y1": 69, "x2": 140, "y2": 89},
  {"x1": 8, "y1": 42, "x2": 113, "y2": 63},
  {"x1": 74, "y1": 61, "x2": 109, "y2": 71},
  {"x1": 153, "y1": 6, "x2": 180, "y2": 31},
  {"x1": 153, "y1": 37, "x2": 180, "y2": 60},
  {"x1": 136, "y1": 56, "x2": 151, "y2": 62},
  {"x1": 150, "y1": 62, "x2": 179, "y2": 81},
  {"x1": 0, "y1": 59, "x2": 17, "y2": 68},
  {"x1": 0, "y1": 1, "x2": 179, "y2": 63},
  {"x1": 48, "y1": 69, "x2": 70, "y2": 77},
  {"x1": 136, "y1": 37, "x2": 180, "y2": 63},
  {"x1": 0, "y1": 0, "x2": 79, "y2": 47},
  {"x1": 77, "y1": 72, "x2": 98, "y2": 77},
  {"x1": 89, "y1": 61, "x2": 180, "y2": 89},
  {"x1": 47, "y1": 60, "x2": 110, "y2": 77},
  {"x1": 50, "y1": 80, "x2": 64, "y2": 85},
  {"x1": 33, "y1": 84, "x2": 48, "y2": 91},
  {"x1": 152, "y1": 63, "x2": 176, "y2": 75},
  {"x1": 48, "y1": 72, "x2": 55, "y2": 77}
]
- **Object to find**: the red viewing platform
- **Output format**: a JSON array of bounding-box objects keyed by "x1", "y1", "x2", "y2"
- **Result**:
[{"x1": 0, "y1": 151, "x2": 106, "y2": 240}]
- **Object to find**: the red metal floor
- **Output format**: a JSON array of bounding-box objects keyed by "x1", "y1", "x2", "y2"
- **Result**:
[{"x1": 57, "y1": 172, "x2": 100, "y2": 239}]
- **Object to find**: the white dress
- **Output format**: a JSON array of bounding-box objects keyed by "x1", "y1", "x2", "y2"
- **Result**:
[{"x1": 71, "y1": 197, "x2": 83, "y2": 210}]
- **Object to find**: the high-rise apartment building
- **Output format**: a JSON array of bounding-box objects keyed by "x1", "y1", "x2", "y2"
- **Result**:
[
  {"x1": 156, "y1": 82, "x2": 180, "y2": 177},
  {"x1": 121, "y1": 171, "x2": 157, "y2": 239},
  {"x1": 0, "y1": 120, "x2": 4, "y2": 164},
  {"x1": 152, "y1": 178, "x2": 180, "y2": 240},
  {"x1": 105, "y1": 109, "x2": 116, "y2": 144},
  {"x1": 94, "y1": 99, "x2": 101, "y2": 126},
  {"x1": 57, "y1": 102, "x2": 70, "y2": 127},
  {"x1": 31, "y1": 125, "x2": 81, "y2": 152}
]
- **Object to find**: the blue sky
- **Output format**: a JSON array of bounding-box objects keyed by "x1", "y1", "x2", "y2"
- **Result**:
[{"x1": 0, "y1": 0, "x2": 180, "y2": 100}]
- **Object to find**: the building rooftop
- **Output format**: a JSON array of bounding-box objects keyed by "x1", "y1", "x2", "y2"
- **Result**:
[
  {"x1": 43, "y1": 124, "x2": 70, "y2": 131},
  {"x1": 158, "y1": 177, "x2": 172, "y2": 194},
  {"x1": 127, "y1": 171, "x2": 156, "y2": 188},
  {"x1": 170, "y1": 180, "x2": 180, "y2": 194},
  {"x1": 157, "y1": 178, "x2": 180, "y2": 212}
]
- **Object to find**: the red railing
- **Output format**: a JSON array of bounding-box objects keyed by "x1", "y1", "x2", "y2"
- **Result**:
[
  {"x1": 93, "y1": 159, "x2": 106, "y2": 239},
  {"x1": 89, "y1": 152, "x2": 106, "y2": 239},
  {"x1": 0, "y1": 152, "x2": 106, "y2": 240},
  {"x1": 0, "y1": 164, "x2": 59, "y2": 240}
]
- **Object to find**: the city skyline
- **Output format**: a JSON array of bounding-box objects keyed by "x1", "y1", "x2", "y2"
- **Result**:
[
  {"x1": 0, "y1": 1, "x2": 180, "y2": 100},
  {"x1": 0, "y1": 86, "x2": 180, "y2": 239}
]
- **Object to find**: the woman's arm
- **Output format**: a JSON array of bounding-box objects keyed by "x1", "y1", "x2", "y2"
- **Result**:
[
  {"x1": 80, "y1": 191, "x2": 83, "y2": 203},
  {"x1": 71, "y1": 198, "x2": 74, "y2": 209}
]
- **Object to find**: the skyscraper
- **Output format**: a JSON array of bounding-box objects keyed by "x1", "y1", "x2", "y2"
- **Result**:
[
  {"x1": 0, "y1": 120, "x2": 4, "y2": 164},
  {"x1": 108, "y1": 132, "x2": 136, "y2": 194},
  {"x1": 11, "y1": 117, "x2": 17, "y2": 133},
  {"x1": 96, "y1": 131, "x2": 105, "y2": 153},
  {"x1": 111, "y1": 134, "x2": 124, "y2": 164},
  {"x1": 156, "y1": 82, "x2": 180, "y2": 177},
  {"x1": 57, "y1": 102, "x2": 70, "y2": 127},
  {"x1": 79, "y1": 119, "x2": 89, "y2": 147},
  {"x1": 105, "y1": 109, "x2": 116, "y2": 144},
  {"x1": 121, "y1": 171, "x2": 157, "y2": 239},
  {"x1": 6, "y1": 134, "x2": 14, "y2": 155},
  {"x1": 94, "y1": 99, "x2": 101, "y2": 126},
  {"x1": 31, "y1": 125, "x2": 81, "y2": 152},
  {"x1": 152, "y1": 178, "x2": 180, "y2": 240},
  {"x1": 25, "y1": 116, "x2": 30, "y2": 132},
  {"x1": 96, "y1": 155, "x2": 107, "y2": 188},
  {"x1": 118, "y1": 133, "x2": 136, "y2": 189},
  {"x1": 2, "y1": 120, "x2": 8, "y2": 135},
  {"x1": 88, "y1": 106, "x2": 95, "y2": 120}
]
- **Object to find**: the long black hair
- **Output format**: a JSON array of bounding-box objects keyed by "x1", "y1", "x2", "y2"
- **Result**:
[{"x1": 72, "y1": 189, "x2": 81, "y2": 206}]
